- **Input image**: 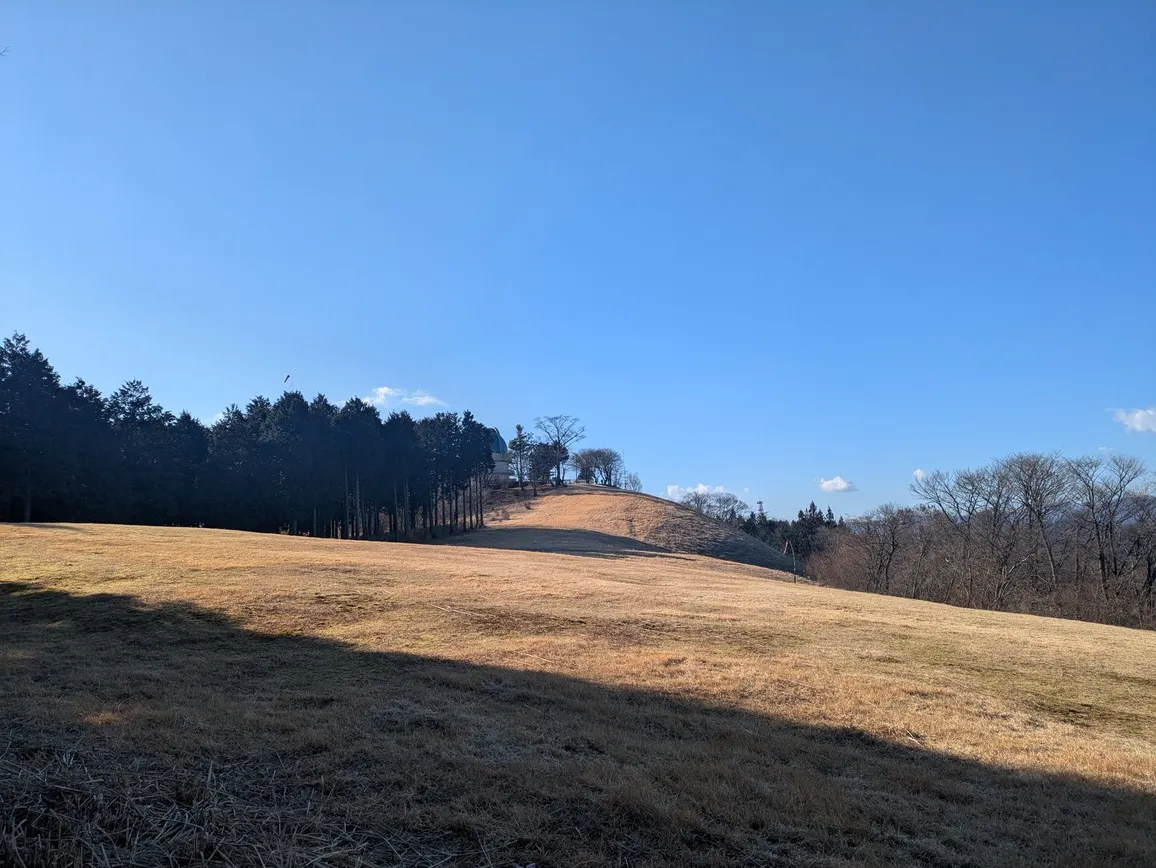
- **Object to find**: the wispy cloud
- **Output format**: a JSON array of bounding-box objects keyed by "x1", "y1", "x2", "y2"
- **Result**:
[
  {"x1": 367, "y1": 386, "x2": 404, "y2": 405},
  {"x1": 364, "y1": 385, "x2": 447, "y2": 411},
  {"x1": 819, "y1": 476, "x2": 856, "y2": 493},
  {"x1": 405, "y1": 390, "x2": 444, "y2": 407},
  {"x1": 665, "y1": 483, "x2": 725, "y2": 501},
  {"x1": 1112, "y1": 407, "x2": 1156, "y2": 433},
  {"x1": 912, "y1": 468, "x2": 926, "y2": 482}
]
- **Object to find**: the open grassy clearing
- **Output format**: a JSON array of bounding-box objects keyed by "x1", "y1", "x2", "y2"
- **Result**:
[{"x1": 2, "y1": 496, "x2": 1155, "y2": 866}]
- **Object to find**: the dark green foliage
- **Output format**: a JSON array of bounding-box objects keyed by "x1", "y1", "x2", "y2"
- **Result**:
[
  {"x1": 741, "y1": 500, "x2": 840, "y2": 558},
  {"x1": 507, "y1": 424, "x2": 533, "y2": 489},
  {"x1": 530, "y1": 442, "x2": 567, "y2": 487},
  {"x1": 0, "y1": 333, "x2": 497, "y2": 539},
  {"x1": 0, "y1": 334, "x2": 68, "y2": 521}
]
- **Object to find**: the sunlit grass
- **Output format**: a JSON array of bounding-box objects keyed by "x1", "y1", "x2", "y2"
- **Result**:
[{"x1": 2, "y1": 503, "x2": 1154, "y2": 865}]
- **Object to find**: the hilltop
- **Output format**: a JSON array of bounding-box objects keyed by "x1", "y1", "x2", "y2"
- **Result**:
[
  {"x1": 459, "y1": 483, "x2": 799, "y2": 572},
  {"x1": 1, "y1": 521, "x2": 1154, "y2": 866}
]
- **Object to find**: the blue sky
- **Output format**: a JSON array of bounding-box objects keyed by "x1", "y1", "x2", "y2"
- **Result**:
[{"x1": 2, "y1": 2, "x2": 1154, "y2": 518}]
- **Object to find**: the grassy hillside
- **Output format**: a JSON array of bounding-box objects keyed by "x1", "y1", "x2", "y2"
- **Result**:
[
  {"x1": 464, "y1": 484, "x2": 798, "y2": 572},
  {"x1": 2, "y1": 521, "x2": 1154, "y2": 866}
]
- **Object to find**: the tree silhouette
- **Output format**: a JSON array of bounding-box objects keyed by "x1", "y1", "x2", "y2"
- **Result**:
[{"x1": 0, "y1": 332, "x2": 503, "y2": 541}]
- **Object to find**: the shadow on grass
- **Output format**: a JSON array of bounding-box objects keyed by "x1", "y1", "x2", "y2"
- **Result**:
[
  {"x1": 1, "y1": 581, "x2": 1152, "y2": 867},
  {"x1": 437, "y1": 526, "x2": 682, "y2": 561},
  {"x1": 17, "y1": 523, "x2": 94, "y2": 533}
]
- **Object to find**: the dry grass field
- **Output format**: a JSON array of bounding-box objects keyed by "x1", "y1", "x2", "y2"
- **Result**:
[{"x1": 2, "y1": 488, "x2": 1155, "y2": 866}]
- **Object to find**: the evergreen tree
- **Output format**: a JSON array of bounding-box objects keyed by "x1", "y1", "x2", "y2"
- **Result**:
[
  {"x1": 508, "y1": 424, "x2": 533, "y2": 489},
  {"x1": 60, "y1": 379, "x2": 119, "y2": 522},
  {"x1": 0, "y1": 331, "x2": 514, "y2": 542},
  {"x1": 266, "y1": 391, "x2": 314, "y2": 533},
  {"x1": 108, "y1": 380, "x2": 180, "y2": 523},
  {"x1": 172, "y1": 411, "x2": 209, "y2": 525},
  {"x1": 0, "y1": 334, "x2": 68, "y2": 521}
]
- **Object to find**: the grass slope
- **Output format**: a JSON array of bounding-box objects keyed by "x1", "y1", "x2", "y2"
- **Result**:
[
  {"x1": 462, "y1": 484, "x2": 798, "y2": 572},
  {"x1": 1, "y1": 521, "x2": 1154, "y2": 866}
]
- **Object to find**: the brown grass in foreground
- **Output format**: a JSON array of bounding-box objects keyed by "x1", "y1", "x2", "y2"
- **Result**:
[{"x1": 1, "y1": 519, "x2": 1155, "y2": 866}]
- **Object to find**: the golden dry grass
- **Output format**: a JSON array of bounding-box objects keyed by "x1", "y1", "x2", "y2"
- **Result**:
[
  {"x1": 1, "y1": 497, "x2": 1154, "y2": 866},
  {"x1": 464, "y1": 484, "x2": 797, "y2": 571}
]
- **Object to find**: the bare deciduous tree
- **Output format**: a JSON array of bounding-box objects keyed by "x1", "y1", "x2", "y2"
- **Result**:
[
  {"x1": 1066, "y1": 454, "x2": 1147, "y2": 601},
  {"x1": 573, "y1": 448, "x2": 624, "y2": 487},
  {"x1": 1005, "y1": 453, "x2": 1071, "y2": 594},
  {"x1": 569, "y1": 449, "x2": 599, "y2": 484},
  {"x1": 534, "y1": 415, "x2": 585, "y2": 483},
  {"x1": 814, "y1": 452, "x2": 1156, "y2": 628},
  {"x1": 680, "y1": 490, "x2": 749, "y2": 524},
  {"x1": 681, "y1": 489, "x2": 713, "y2": 515}
]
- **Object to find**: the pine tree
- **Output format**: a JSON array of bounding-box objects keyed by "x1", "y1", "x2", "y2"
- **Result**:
[
  {"x1": 0, "y1": 333, "x2": 67, "y2": 521},
  {"x1": 508, "y1": 424, "x2": 533, "y2": 489}
]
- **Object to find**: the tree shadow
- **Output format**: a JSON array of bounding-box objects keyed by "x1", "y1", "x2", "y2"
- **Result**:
[
  {"x1": 1, "y1": 581, "x2": 1152, "y2": 867},
  {"x1": 437, "y1": 526, "x2": 684, "y2": 561},
  {"x1": 16, "y1": 523, "x2": 93, "y2": 534}
]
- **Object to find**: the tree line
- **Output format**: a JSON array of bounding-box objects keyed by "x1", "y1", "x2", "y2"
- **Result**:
[
  {"x1": 678, "y1": 489, "x2": 752, "y2": 524},
  {"x1": 675, "y1": 454, "x2": 1154, "y2": 629},
  {"x1": 807, "y1": 453, "x2": 1156, "y2": 628},
  {"x1": 506, "y1": 417, "x2": 642, "y2": 492},
  {"x1": 0, "y1": 333, "x2": 498, "y2": 538},
  {"x1": 741, "y1": 501, "x2": 840, "y2": 560},
  {"x1": 678, "y1": 492, "x2": 841, "y2": 569}
]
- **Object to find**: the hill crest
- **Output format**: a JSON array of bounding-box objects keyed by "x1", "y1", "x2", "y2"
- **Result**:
[{"x1": 459, "y1": 484, "x2": 798, "y2": 573}]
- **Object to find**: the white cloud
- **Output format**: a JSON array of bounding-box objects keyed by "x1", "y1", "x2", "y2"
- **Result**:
[
  {"x1": 1113, "y1": 407, "x2": 1156, "y2": 433},
  {"x1": 665, "y1": 483, "x2": 725, "y2": 501},
  {"x1": 364, "y1": 385, "x2": 447, "y2": 411},
  {"x1": 405, "y1": 390, "x2": 445, "y2": 407},
  {"x1": 819, "y1": 475, "x2": 856, "y2": 493},
  {"x1": 367, "y1": 386, "x2": 405, "y2": 405},
  {"x1": 912, "y1": 468, "x2": 926, "y2": 482}
]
